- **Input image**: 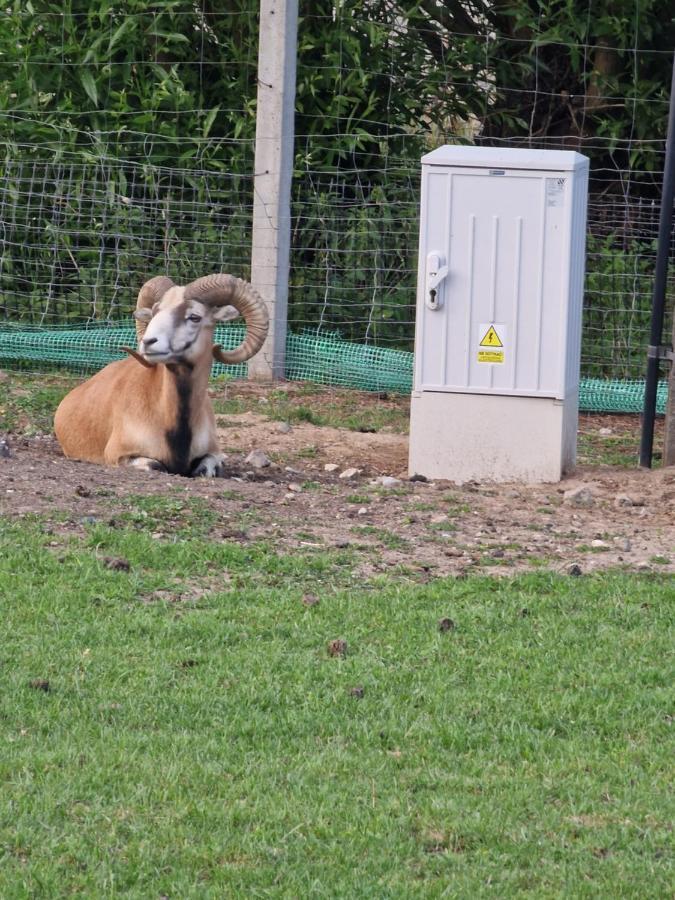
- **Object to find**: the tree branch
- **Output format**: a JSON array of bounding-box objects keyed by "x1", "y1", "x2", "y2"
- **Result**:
[{"x1": 415, "y1": 0, "x2": 485, "y2": 38}]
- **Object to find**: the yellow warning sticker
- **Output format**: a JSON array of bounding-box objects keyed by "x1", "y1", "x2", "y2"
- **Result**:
[
  {"x1": 477, "y1": 323, "x2": 506, "y2": 364},
  {"x1": 478, "y1": 350, "x2": 504, "y2": 364},
  {"x1": 479, "y1": 325, "x2": 503, "y2": 348}
]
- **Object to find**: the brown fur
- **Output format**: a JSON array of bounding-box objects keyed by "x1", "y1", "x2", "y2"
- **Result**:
[{"x1": 54, "y1": 353, "x2": 218, "y2": 472}]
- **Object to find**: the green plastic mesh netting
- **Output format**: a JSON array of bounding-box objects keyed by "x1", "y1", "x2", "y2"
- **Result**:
[{"x1": 0, "y1": 324, "x2": 667, "y2": 414}]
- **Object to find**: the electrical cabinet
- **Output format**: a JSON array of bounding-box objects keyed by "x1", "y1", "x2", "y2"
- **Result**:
[{"x1": 409, "y1": 146, "x2": 589, "y2": 483}]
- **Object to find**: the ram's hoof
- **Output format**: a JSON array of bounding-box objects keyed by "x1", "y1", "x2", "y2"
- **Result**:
[{"x1": 190, "y1": 455, "x2": 225, "y2": 478}]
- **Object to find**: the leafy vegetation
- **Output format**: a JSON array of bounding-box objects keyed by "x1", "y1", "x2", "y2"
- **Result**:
[
  {"x1": 0, "y1": 1, "x2": 672, "y2": 372},
  {"x1": 583, "y1": 233, "x2": 665, "y2": 379}
]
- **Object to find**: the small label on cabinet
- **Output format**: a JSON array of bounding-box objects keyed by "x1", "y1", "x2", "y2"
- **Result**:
[{"x1": 546, "y1": 177, "x2": 566, "y2": 207}]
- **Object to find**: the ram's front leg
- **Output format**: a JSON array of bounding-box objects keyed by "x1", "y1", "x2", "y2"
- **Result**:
[{"x1": 190, "y1": 453, "x2": 226, "y2": 478}]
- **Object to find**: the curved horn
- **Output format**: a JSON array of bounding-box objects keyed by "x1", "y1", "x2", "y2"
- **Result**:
[
  {"x1": 184, "y1": 273, "x2": 269, "y2": 365},
  {"x1": 120, "y1": 346, "x2": 153, "y2": 368},
  {"x1": 134, "y1": 275, "x2": 176, "y2": 343}
]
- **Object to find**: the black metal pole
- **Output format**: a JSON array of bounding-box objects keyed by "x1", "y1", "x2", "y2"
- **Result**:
[{"x1": 639, "y1": 53, "x2": 675, "y2": 468}]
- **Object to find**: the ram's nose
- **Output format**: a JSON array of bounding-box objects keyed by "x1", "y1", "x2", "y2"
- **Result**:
[{"x1": 140, "y1": 336, "x2": 165, "y2": 357}]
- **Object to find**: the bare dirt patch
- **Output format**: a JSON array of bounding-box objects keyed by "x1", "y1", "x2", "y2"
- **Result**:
[
  {"x1": 1, "y1": 385, "x2": 673, "y2": 579},
  {"x1": 217, "y1": 411, "x2": 408, "y2": 475}
]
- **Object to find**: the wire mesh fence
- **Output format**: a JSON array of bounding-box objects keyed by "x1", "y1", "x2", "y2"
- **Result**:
[
  {"x1": 0, "y1": 2, "x2": 673, "y2": 403},
  {"x1": 0, "y1": 150, "x2": 254, "y2": 324}
]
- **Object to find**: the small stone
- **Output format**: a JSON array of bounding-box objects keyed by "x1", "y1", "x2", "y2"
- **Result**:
[
  {"x1": 349, "y1": 686, "x2": 365, "y2": 699},
  {"x1": 357, "y1": 507, "x2": 368, "y2": 516},
  {"x1": 444, "y1": 548, "x2": 463, "y2": 557},
  {"x1": 619, "y1": 494, "x2": 644, "y2": 509},
  {"x1": 222, "y1": 527, "x2": 249, "y2": 541},
  {"x1": 620, "y1": 538, "x2": 632, "y2": 552},
  {"x1": 245, "y1": 449, "x2": 271, "y2": 469},
  {"x1": 376, "y1": 476, "x2": 401, "y2": 488},
  {"x1": 339, "y1": 467, "x2": 361, "y2": 480},
  {"x1": 591, "y1": 539, "x2": 610, "y2": 549},
  {"x1": 102, "y1": 557, "x2": 131, "y2": 571},
  {"x1": 599, "y1": 427, "x2": 613, "y2": 435},
  {"x1": 0, "y1": 438, "x2": 11, "y2": 458},
  {"x1": 327, "y1": 639, "x2": 348, "y2": 657},
  {"x1": 29, "y1": 679, "x2": 51, "y2": 692},
  {"x1": 75, "y1": 485, "x2": 91, "y2": 498},
  {"x1": 302, "y1": 593, "x2": 320, "y2": 607},
  {"x1": 567, "y1": 563, "x2": 583, "y2": 576},
  {"x1": 409, "y1": 473, "x2": 428, "y2": 483},
  {"x1": 563, "y1": 486, "x2": 595, "y2": 508},
  {"x1": 324, "y1": 463, "x2": 340, "y2": 473},
  {"x1": 430, "y1": 513, "x2": 448, "y2": 525},
  {"x1": 491, "y1": 548, "x2": 506, "y2": 558},
  {"x1": 276, "y1": 422, "x2": 292, "y2": 434},
  {"x1": 438, "y1": 617, "x2": 456, "y2": 632},
  {"x1": 287, "y1": 482, "x2": 302, "y2": 493}
]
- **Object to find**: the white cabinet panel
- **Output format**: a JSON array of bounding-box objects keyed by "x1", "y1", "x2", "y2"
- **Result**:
[{"x1": 414, "y1": 148, "x2": 589, "y2": 400}]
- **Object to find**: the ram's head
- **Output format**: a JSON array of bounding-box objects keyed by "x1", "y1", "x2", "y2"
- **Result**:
[{"x1": 124, "y1": 274, "x2": 269, "y2": 368}]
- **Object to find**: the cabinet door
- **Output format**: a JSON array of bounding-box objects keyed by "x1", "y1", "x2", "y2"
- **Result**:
[{"x1": 416, "y1": 167, "x2": 570, "y2": 397}]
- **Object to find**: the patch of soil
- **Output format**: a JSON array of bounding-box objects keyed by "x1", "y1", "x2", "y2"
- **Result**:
[
  {"x1": 0, "y1": 399, "x2": 673, "y2": 578},
  {"x1": 217, "y1": 411, "x2": 408, "y2": 475}
]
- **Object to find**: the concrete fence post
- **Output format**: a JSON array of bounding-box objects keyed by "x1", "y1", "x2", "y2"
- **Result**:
[{"x1": 248, "y1": 0, "x2": 298, "y2": 381}]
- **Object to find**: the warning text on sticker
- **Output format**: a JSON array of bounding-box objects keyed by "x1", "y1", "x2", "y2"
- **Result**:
[{"x1": 477, "y1": 350, "x2": 505, "y2": 364}]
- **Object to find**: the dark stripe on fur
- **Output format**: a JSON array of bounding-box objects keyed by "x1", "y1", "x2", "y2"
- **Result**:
[{"x1": 165, "y1": 364, "x2": 193, "y2": 475}]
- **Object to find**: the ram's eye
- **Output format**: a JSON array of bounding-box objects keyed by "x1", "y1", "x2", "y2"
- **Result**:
[{"x1": 187, "y1": 313, "x2": 202, "y2": 323}]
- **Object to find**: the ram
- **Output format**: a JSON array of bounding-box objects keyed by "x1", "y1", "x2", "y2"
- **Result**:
[{"x1": 54, "y1": 273, "x2": 268, "y2": 477}]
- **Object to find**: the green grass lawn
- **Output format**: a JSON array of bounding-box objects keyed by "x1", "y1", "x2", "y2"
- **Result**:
[{"x1": 1, "y1": 515, "x2": 673, "y2": 897}]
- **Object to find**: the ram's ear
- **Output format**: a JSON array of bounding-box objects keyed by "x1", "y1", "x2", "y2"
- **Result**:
[
  {"x1": 133, "y1": 308, "x2": 153, "y2": 323},
  {"x1": 212, "y1": 304, "x2": 240, "y2": 323}
]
